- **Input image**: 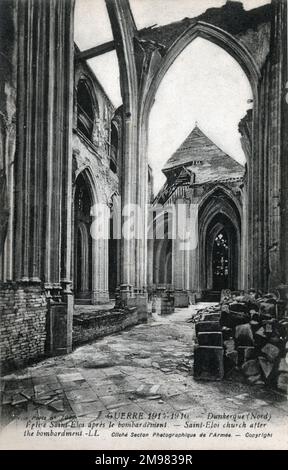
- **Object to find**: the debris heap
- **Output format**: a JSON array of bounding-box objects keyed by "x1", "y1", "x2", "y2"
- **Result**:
[{"x1": 193, "y1": 292, "x2": 288, "y2": 393}]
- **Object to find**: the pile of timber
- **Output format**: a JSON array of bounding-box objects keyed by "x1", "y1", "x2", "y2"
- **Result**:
[{"x1": 193, "y1": 292, "x2": 288, "y2": 393}]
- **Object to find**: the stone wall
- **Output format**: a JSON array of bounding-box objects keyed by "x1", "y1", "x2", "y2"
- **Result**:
[
  {"x1": 0, "y1": 283, "x2": 47, "y2": 374},
  {"x1": 73, "y1": 308, "x2": 147, "y2": 346}
]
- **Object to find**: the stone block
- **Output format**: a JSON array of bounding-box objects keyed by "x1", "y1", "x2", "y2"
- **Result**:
[
  {"x1": 220, "y1": 309, "x2": 249, "y2": 328},
  {"x1": 229, "y1": 302, "x2": 249, "y2": 313},
  {"x1": 224, "y1": 339, "x2": 235, "y2": 352},
  {"x1": 235, "y1": 323, "x2": 254, "y2": 346},
  {"x1": 197, "y1": 332, "x2": 223, "y2": 347},
  {"x1": 278, "y1": 358, "x2": 288, "y2": 373},
  {"x1": 237, "y1": 346, "x2": 256, "y2": 366},
  {"x1": 261, "y1": 343, "x2": 280, "y2": 362},
  {"x1": 241, "y1": 359, "x2": 261, "y2": 377},
  {"x1": 259, "y1": 301, "x2": 276, "y2": 317},
  {"x1": 222, "y1": 327, "x2": 233, "y2": 341},
  {"x1": 250, "y1": 320, "x2": 260, "y2": 334},
  {"x1": 174, "y1": 291, "x2": 189, "y2": 308},
  {"x1": 195, "y1": 321, "x2": 221, "y2": 335},
  {"x1": 225, "y1": 350, "x2": 238, "y2": 373},
  {"x1": 202, "y1": 313, "x2": 221, "y2": 322},
  {"x1": 193, "y1": 346, "x2": 224, "y2": 380},
  {"x1": 247, "y1": 374, "x2": 263, "y2": 385},
  {"x1": 258, "y1": 356, "x2": 275, "y2": 380},
  {"x1": 277, "y1": 373, "x2": 288, "y2": 393}
]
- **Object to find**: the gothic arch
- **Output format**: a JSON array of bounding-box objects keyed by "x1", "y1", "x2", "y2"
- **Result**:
[
  {"x1": 75, "y1": 73, "x2": 100, "y2": 116},
  {"x1": 198, "y1": 188, "x2": 242, "y2": 291},
  {"x1": 73, "y1": 164, "x2": 100, "y2": 206},
  {"x1": 137, "y1": 21, "x2": 257, "y2": 295},
  {"x1": 141, "y1": 21, "x2": 259, "y2": 123}
]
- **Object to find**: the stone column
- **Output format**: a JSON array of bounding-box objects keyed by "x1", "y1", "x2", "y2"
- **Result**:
[
  {"x1": 106, "y1": 0, "x2": 137, "y2": 299},
  {"x1": 106, "y1": 0, "x2": 148, "y2": 315},
  {"x1": 14, "y1": 0, "x2": 75, "y2": 353},
  {"x1": 91, "y1": 205, "x2": 110, "y2": 304},
  {"x1": 147, "y1": 238, "x2": 154, "y2": 288},
  {"x1": 267, "y1": 0, "x2": 287, "y2": 289},
  {"x1": 172, "y1": 199, "x2": 189, "y2": 307}
]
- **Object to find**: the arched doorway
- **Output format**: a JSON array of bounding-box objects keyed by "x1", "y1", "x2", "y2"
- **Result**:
[
  {"x1": 152, "y1": 209, "x2": 173, "y2": 287},
  {"x1": 199, "y1": 188, "x2": 242, "y2": 295},
  {"x1": 206, "y1": 215, "x2": 238, "y2": 291},
  {"x1": 74, "y1": 173, "x2": 92, "y2": 302}
]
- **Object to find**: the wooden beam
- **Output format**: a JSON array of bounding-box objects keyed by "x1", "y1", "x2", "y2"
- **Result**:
[{"x1": 76, "y1": 41, "x2": 115, "y2": 61}]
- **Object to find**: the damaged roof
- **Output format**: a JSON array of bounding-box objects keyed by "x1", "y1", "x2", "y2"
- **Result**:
[{"x1": 162, "y1": 125, "x2": 244, "y2": 184}]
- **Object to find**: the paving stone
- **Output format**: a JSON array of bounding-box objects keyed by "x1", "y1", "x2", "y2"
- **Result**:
[
  {"x1": 90, "y1": 383, "x2": 123, "y2": 397},
  {"x1": 60, "y1": 380, "x2": 89, "y2": 391},
  {"x1": 3, "y1": 380, "x2": 21, "y2": 391},
  {"x1": 100, "y1": 394, "x2": 131, "y2": 410},
  {"x1": 135, "y1": 384, "x2": 161, "y2": 397},
  {"x1": 57, "y1": 372, "x2": 84, "y2": 383},
  {"x1": 138, "y1": 400, "x2": 175, "y2": 415},
  {"x1": 32, "y1": 375, "x2": 59, "y2": 386},
  {"x1": 69, "y1": 400, "x2": 106, "y2": 416},
  {"x1": 48, "y1": 399, "x2": 65, "y2": 412},
  {"x1": 167, "y1": 393, "x2": 197, "y2": 411},
  {"x1": 1, "y1": 303, "x2": 286, "y2": 427},
  {"x1": 65, "y1": 388, "x2": 98, "y2": 403},
  {"x1": 2, "y1": 393, "x2": 12, "y2": 405}
]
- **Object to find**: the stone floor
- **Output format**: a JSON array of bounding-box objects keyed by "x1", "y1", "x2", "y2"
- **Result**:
[{"x1": 1, "y1": 303, "x2": 288, "y2": 443}]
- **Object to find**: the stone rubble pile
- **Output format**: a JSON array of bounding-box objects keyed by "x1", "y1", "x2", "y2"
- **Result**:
[{"x1": 193, "y1": 291, "x2": 288, "y2": 393}]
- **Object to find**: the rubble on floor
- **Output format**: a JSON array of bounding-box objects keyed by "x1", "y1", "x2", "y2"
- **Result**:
[{"x1": 193, "y1": 291, "x2": 288, "y2": 393}]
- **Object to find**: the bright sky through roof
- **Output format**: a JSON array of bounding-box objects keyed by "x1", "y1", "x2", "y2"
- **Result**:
[{"x1": 74, "y1": 0, "x2": 269, "y2": 192}]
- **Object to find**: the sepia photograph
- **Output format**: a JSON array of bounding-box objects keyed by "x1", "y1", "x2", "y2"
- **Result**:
[{"x1": 0, "y1": 0, "x2": 287, "y2": 453}]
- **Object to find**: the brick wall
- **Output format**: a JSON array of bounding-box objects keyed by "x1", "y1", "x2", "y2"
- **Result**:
[{"x1": 0, "y1": 282, "x2": 48, "y2": 374}]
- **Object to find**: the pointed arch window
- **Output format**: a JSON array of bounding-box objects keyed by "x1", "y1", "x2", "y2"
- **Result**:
[
  {"x1": 77, "y1": 79, "x2": 95, "y2": 140},
  {"x1": 110, "y1": 122, "x2": 118, "y2": 173}
]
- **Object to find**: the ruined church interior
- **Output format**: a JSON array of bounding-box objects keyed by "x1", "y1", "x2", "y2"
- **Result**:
[{"x1": 0, "y1": 0, "x2": 288, "y2": 434}]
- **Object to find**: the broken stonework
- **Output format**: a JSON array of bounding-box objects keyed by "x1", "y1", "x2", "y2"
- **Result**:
[
  {"x1": 258, "y1": 356, "x2": 275, "y2": 380},
  {"x1": 224, "y1": 339, "x2": 235, "y2": 353},
  {"x1": 277, "y1": 373, "x2": 288, "y2": 393},
  {"x1": 225, "y1": 351, "x2": 238, "y2": 372},
  {"x1": 194, "y1": 346, "x2": 224, "y2": 381},
  {"x1": 261, "y1": 343, "x2": 280, "y2": 362},
  {"x1": 197, "y1": 332, "x2": 223, "y2": 347},
  {"x1": 241, "y1": 359, "x2": 261, "y2": 377},
  {"x1": 278, "y1": 358, "x2": 288, "y2": 373},
  {"x1": 193, "y1": 292, "x2": 288, "y2": 392},
  {"x1": 202, "y1": 313, "x2": 221, "y2": 322},
  {"x1": 235, "y1": 324, "x2": 254, "y2": 346},
  {"x1": 237, "y1": 346, "x2": 256, "y2": 366},
  {"x1": 195, "y1": 321, "x2": 221, "y2": 334}
]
